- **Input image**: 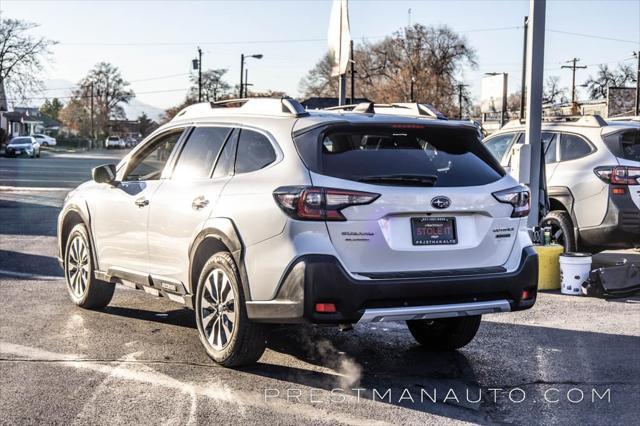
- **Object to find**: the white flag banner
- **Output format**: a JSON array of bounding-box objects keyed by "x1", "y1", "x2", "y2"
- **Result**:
[{"x1": 328, "y1": 0, "x2": 351, "y2": 77}]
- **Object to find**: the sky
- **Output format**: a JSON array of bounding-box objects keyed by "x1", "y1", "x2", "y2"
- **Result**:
[{"x1": 1, "y1": 0, "x2": 639, "y2": 112}]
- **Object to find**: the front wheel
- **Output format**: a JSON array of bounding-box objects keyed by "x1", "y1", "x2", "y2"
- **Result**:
[
  {"x1": 195, "y1": 252, "x2": 267, "y2": 367},
  {"x1": 64, "y1": 224, "x2": 115, "y2": 309},
  {"x1": 407, "y1": 315, "x2": 482, "y2": 350}
]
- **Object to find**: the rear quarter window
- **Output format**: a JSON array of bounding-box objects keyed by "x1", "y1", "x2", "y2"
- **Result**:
[
  {"x1": 294, "y1": 124, "x2": 505, "y2": 187},
  {"x1": 603, "y1": 129, "x2": 640, "y2": 162}
]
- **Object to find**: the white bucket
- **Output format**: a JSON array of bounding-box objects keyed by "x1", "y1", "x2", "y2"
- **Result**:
[{"x1": 559, "y1": 253, "x2": 592, "y2": 295}]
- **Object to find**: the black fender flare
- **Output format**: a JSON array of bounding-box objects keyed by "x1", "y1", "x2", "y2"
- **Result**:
[
  {"x1": 59, "y1": 202, "x2": 100, "y2": 270},
  {"x1": 546, "y1": 186, "x2": 579, "y2": 240},
  {"x1": 188, "y1": 218, "x2": 252, "y2": 300}
]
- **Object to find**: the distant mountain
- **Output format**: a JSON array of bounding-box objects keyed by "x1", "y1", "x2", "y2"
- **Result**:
[
  {"x1": 122, "y1": 99, "x2": 164, "y2": 122},
  {"x1": 40, "y1": 79, "x2": 164, "y2": 122}
]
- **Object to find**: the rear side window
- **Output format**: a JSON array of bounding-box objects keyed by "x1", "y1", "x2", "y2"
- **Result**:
[
  {"x1": 235, "y1": 129, "x2": 277, "y2": 174},
  {"x1": 543, "y1": 132, "x2": 557, "y2": 163},
  {"x1": 603, "y1": 129, "x2": 640, "y2": 162},
  {"x1": 295, "y1": 124, "x2": 505, "y2": 187},
  {"x1": 213, "y1": 129, "x2": 239, "y2": 178},
  {"x1": 172, "y1": 127, "x2": 231, "y2": 179},
  {"x1": 484, "y1": 132, "x2": 515, "y2": 161},
  {"x1": 559, "y1": 133, "x2": 594, "y2": 161}
]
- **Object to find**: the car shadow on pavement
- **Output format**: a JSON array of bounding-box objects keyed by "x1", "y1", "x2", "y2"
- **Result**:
[
  {"x1": 0, "y1": 199, "x2": 59, "y2": 237},
  {"x1": 100, "y1": 305, "x2": 196, "y2": 329},
  {"x1": 0, "y1": 249, "x2": 63, "y2": 277}
]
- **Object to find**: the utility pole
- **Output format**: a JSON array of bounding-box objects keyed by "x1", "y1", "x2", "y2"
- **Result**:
[
  {"x1": 244, "y1": 68, "x2": 249, "y2": 97},
  {"x1": 90, "y1": 82, "x2": 94, "y2": 146},
  {"x1": 456, "y1": 84, "x2": 468, "y2": 119},
  {"x1": 520, "y1": 16, "x2": 528, "y2": 120},
  {"x1": 349, "y1": 40, "x2": 355, "y2": 104},
  {"x1": 561, "y1": 57, "x2": 586, "y2": 114},
  {"x1": 239, "y1": 54, "x2": 244, "y2": 98},
  {"x1": 525, "y1": 0, "x2": 547, "y2": 228},
  {"x1": 197, "y1": 47, "x2": 203, "y2": 102},
  {"x1": 634, "y1": 50, "x2": 639, "y2": 116}
]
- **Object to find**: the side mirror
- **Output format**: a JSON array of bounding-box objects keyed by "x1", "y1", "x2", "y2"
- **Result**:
[{"x1": 92, "y1": 164, "x2": 117, "y2": 184}]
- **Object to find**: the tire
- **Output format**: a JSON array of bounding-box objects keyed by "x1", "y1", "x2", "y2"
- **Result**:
[
  {"x1": 64, "y1": 223, "x2": 115, "y2": 309},
  {"x1": 407, "y1": 315, "x2": 482, "y2": 350},
  {"x1": 540, "y1": 210, "x2": 577, "y2": 252},
  {"x1": 195, "y1": 252, "x2": 267, "y2": 367}
]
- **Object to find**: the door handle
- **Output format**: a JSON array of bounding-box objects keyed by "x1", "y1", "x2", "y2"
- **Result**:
[
  {"x1": 192, "y1": 196, "x2": 210, "y2": 210},
  {"x1": 135, "y1": 197, "x2": 149, "y2": 207}
]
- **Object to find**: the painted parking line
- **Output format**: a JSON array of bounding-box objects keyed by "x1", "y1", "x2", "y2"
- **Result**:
[{"x1": 0, "y1": 342, "x2": 390, "y2": 426}]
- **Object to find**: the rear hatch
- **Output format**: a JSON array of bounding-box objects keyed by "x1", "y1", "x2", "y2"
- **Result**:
[
  {"x1": 602, "y1": 127, "x2": 640, "y2": 209},
  {"x1": 293, "y1": 122, "x2": 525, "y2": 275}
]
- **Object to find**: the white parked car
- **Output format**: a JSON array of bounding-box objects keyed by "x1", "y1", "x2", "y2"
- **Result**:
[
  {"x1": 484, "y1": 115, "x2": 640, "y2": 251},
  {"x1": 5, "y1": 136, "x2": 41, "y2": 158},
  {"x1": 32, "y1": 133, "x2": 57, "y2": 146},
  {"x1": 58, "y1": 98, "x2": 538, "y2": 367},
  {"x1": 105, "y1": 136, "x2": 126, "y2": 149}
]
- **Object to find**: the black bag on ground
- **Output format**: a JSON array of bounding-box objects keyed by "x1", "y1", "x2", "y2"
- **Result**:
[{"x1": 582, "y1": 262, "x2": 640, "y2": 298}]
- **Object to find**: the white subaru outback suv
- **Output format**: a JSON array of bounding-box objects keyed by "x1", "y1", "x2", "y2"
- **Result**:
[
  {"x1": 58, "y1": 98, "x2": 538, "y2": 367},
  {"x1": 484, "y1": 116, "x2": 640, "y2": 251}
]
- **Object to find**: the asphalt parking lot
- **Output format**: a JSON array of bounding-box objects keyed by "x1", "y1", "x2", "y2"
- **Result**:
[{"x1": 1, "y1": 150, "x2": 639, "y2": 424}]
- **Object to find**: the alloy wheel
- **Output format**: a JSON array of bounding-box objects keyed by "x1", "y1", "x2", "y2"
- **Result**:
[
  {"x1": 66, "y1": 235, "x2": 89, "y2": 298},
  {"x1": 200, "y1": 268, "x2": 237, "y2": 350}
]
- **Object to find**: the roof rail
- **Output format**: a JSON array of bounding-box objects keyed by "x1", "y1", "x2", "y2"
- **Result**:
[
  {"x1": 172, "y1": 97, "x2": 308, "y2": 121},
  {"x1": 324, "y1": 102, "x2": 447, "y2": 119},
  {"x1": 576, "y1": 114, "x2": 607, "y2": 127},
  {"x1": 608, "y1": 115, "x2": 640, "y2": 122},
  {"x1": 501, "y1": 114, "x2": 609, "y2": 129}
]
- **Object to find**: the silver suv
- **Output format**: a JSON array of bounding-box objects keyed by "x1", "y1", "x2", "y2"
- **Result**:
[
  {"x1": 484, "y1": 116, "x2": 640, "y2": 251},
  {"x1": 58, "y1": 98, "x2": 538, "y2": 367}
]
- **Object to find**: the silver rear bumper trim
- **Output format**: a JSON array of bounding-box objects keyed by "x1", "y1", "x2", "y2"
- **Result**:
[{"x1": 358, "y1": 299, "x2": 511, "y2": 323}]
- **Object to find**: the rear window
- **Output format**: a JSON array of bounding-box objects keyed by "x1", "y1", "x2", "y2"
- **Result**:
[
  {"x1": 9, "y1": 137, "x2": 31, "y2": 144},
  {"x1": 294, "y1": 124, "x2": 505, "y2": 187},
  {"x1": 108, "y1": 136, "x2": 119, "y2": 141},
  {"x1": 603, "y1": 129, "x2": 640, "y2": 162}
]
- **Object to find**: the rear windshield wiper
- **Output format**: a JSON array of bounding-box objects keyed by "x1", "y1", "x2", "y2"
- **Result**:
[{"x1": 357, "y1": 174, "x2": 438, "y2": 186}]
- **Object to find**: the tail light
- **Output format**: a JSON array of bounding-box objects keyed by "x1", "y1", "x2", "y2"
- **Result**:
[
  {"x1": 594, "y1": 166, "x2": 640, "y2": 185},
  {"x1": 273, "y1": 186, "x2": 379, "y2": 221},
  {"x1": 492, "y1": 185, "x2": 530, "y2": 218}
]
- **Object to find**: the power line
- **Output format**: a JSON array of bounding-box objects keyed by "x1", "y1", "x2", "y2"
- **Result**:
[
  {"x1": 55, "y1": 27, "x2": 524, "y2": 47},
  {"x1": 52, "y1": 27, "x2": 638, "y2": 48},
  {"x1": 547, "y1": 29, "x2": 639, "y2": 45},
  {"x1": 40, "y1": 72, "x2": 191, "y2": 92},
  {"x1": 4, "y1": 87, "x2": 190, "y2": 102}
]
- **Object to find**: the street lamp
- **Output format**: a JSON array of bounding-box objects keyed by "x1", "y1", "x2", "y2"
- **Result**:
[
  {"x1": 485, "y1": 72, "x2": 508, "y2": 127},
  {"x1": 193, "y1": 47, "x2": 203, "y2": 102},
  {"x1": 240, "y1": 54, "x2": 263, "y2": 98}
]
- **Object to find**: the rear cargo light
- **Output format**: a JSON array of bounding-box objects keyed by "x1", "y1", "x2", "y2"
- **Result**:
[
  {"x1": 315, "y1": 303, "x2": 337, "y2": 313},
  {"x1": 594, "y1": 166, "x2": 640, "y2": 185},
  {"x1": 273, "y1": 186, "x2": 380, "y2": 221},
  {"x1": 492, "y1": 185, "x2": 531, "y2": 218},
  {"x1": 612, "y1": 187, "x2": 626, "y2": 195}
]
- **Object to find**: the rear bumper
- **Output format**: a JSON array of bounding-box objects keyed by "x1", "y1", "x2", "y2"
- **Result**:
[
  {"x1": 579, "y1": 186, "x2": 640, "y2": 249},
  {"x1": 246, "y1": 246, "x2": 538, "y2": 324}
]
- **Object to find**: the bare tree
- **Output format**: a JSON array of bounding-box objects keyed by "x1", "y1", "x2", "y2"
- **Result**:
[
  {"x1": 188, "y1": 69, "x2": 231, "y2": 102},
  {"x1": 298, "y1": 53, "x2": 338, "y2": 98},
  {"x1": 584, "y1": 63, "x2": 637, "y2": 100},
  {"x1": 0, "y1": 18, "x2": 56, "y2": 107},
  {"x1": 67, "y1": 63, "x2": 134, "y2": 137},
  {"x1": 543, "y1": 76, "x2": 568, "y2": 104},
  {"x1": 299, "y1": 24, "x2": 477, "y2": 117}
]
